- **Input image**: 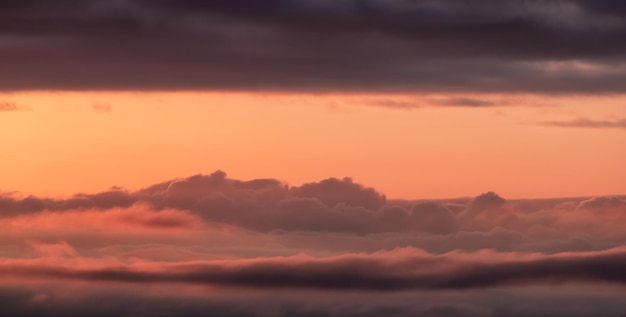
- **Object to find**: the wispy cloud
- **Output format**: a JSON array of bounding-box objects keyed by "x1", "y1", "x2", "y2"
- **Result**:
[
  {"x1": 541, "y1": 118, "x2": 626, "y2": 129},
  {"x1": 0, "y1": 101, "x2": 28, "y2": 111},
  {"x1": 431, "y1": 97, "x2": 503, "y2": 108},
  {"x1": 91, "y1": 103, "x2": 112, "y2": 113},
  {"x1": 362, "y1": 99, "x2": 420, "y2": 110}
]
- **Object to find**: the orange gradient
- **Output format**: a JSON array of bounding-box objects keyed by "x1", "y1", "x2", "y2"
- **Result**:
[{"x1": 0, "y1": 91, "x2": 624, "y2": 199}]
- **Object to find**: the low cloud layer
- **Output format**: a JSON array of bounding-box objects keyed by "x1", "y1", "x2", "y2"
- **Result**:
[
  {"x1": 5, "y1": 248, "x2": 626, "y2": 291},
  {"x1": 3, "y1": 0, "x2": 626, "y2": 93},
  {"x1": 1, "y1": 171, "x2": 626, "y2": 316}
]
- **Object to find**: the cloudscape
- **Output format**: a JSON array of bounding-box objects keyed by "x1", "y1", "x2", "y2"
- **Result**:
[{"x1": 1, "y1": 1, "x2": 626, "y2": 316}]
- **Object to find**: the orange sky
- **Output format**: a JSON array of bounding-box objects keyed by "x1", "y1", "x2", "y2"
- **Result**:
[{"x1": 0, "y1": 91, "x2": 624, "y2": 199}]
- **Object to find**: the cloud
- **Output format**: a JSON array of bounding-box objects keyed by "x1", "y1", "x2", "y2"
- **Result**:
[
  {"x1": 1, "y1": 172, "x2": 626, "y2": 316},
  {"x1": 431, "y1": 97, "x2": 501, "y2": 108},
  {"x1": 2, "y1": 172, "x2": 626, "y2": 244},
  {"x1": 26, "y1": 241, "x2": 77, "y2": 258},
  {"x1": 91, "y1": 103, "x2": 112, "y2": 113},
  {"x1": 363, "y1": 99, "x2": 420, "y2": 110},
  {"x1": 0, "y1": 101, "x2": 19, "y2": 111},
  {"x1": 0, "y1": 189, "x2": 134, "y2": 216},
  {"x1": 2, "y1": 0, "x2": 626, "y2": 93},
  {"x1": 0, "y1": 204, "x2": 205, "y2": 239},
  {"x1": 5, "y1": 247, "x2": 626, "y2": 291},
  {"x1": 541, "y1": 118, "x2": 626, "y2": 129},
  {"x1": 0, "y1": 101, "x2": 29, "y2": 111},
  {"x1": 292, "y1": 177, "x2": 386, "y2": 210},
  {"x1": 577, "y1": 196, "x2": 626, "y2": 210}
]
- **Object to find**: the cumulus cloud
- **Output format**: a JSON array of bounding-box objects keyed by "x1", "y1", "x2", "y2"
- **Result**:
[
  {"x1": 2, "y1": 0, "x2": 626, "y2": 93},
  {"x1": 1, "y1": 172, "x2": 625, "y2": 242},
  {"x1": 292, "y1": 177, "x2": 386, "y2": 210}
]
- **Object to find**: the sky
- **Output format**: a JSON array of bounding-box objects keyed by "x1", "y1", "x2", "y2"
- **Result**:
[{"x1": 1, "y1": 1, "x2": 626, "y2": 316}]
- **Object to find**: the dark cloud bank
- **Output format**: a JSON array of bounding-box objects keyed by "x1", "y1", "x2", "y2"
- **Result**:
[
  {"x1": 6, "y1": 248, "x2": 626, "y2": 291},
  {"x1": 3, "y1": 0, "x2": 626, "y2": 93}
]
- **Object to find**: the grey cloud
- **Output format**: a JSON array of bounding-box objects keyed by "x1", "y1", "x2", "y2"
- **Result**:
[
  {"x1": 577, "y1": 196, "x2": 626, "y2": 210},
  {"x1": 0, "y1": 189, "x2": 134, "y2": 216},
  {"x1": 292, "y1": 177, "x2": 386, "y2": 210},
  {"x1": 2, "y1": 172, "x2": 626, "y2": 255},
  {"x1": 410, "y1": 202, "x2": 457, "y2": 234},
  {"x1": 7, "y1": 248, "x2": 626, "y2": 291},
  {"x1": 363, "y1": 99, "x2": 420, "y2": 110},
  {"x1": 431, "y1": 97, "x2": 501, "y2": 108},
  {"x1": 2, "y1": 0, "x2": 626, "y2": 93},
  {"x1": 541, "y1": 118, "x2": 626, "y2": 129},
  {"x1": 5, "y1": 286, "x2": 626, "y2": 317}
]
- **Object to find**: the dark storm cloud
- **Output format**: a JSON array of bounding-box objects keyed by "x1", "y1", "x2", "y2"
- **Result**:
[
  {"x1": 541, "y1": 118, "x2": 626, "y2": 129},
  {"x1": 6, "y1": 248, "x2": 626, "y2": 291},
  {"x1": 2, "y1": 0, "x2": 626, "y2": 93}
]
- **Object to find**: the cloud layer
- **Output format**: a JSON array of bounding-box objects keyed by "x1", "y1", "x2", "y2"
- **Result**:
[
  {"x1": 1, "y1": 171, "x2": 626, "y2": 316},
  {"x1": 6, "y1": 247, "x2": 626, "y2": 291},
  {"x1": 3, "y1": 0, "x2": 626, "y2": 92}
]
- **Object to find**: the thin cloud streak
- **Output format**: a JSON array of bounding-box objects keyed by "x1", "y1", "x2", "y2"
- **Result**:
[
  {"x1": 0, "y1": 101, "x2": 29, "y2": 111},
  {"x1": 541, "y1": 118, "x2": 626, "y2": 129},
  {"x1": 91, "y1": 103, "x2": 112, "y2": 113}
]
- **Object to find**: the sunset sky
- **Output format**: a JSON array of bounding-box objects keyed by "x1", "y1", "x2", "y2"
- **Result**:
[{"x1": 1, "y1": 1, "x2": 626, "y2": 316}]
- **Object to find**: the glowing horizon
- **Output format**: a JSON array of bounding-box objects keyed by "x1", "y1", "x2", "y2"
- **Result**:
[{"x1": 2, "y1": 91, "x2": 624, "y2": 200}]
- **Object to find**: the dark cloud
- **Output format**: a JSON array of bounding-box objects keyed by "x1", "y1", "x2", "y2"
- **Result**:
[
  {"x1": 292, "y1": 177, "x2": 386, "y2": 210},
  {"x1": 0, "y1": 190, "x2": 134, "y2": 216},
  {"x1": 541, "y1": 118, "x2": 626, "y2": 129},
  {"x1": 410, "y1": 202, "x2": 458, "y2": 234},
  {"x1": 2, "y1": 0, "x2": 626, "y2": 93},
  {"x1": 364, "y1": 99, "x2": 420, "y2": 110},
  {"x1": 6, "y1": 286, "x2": 626, "y2": 317},
  {"x1": 432, "y1": 97, "x2": 501, "y2": 108},
  {"x1": 2, "y1": 172, "x2": 625, "y2": 245},
  {"x1": 6, "y1": 248, "x2": 626, "y2": 291}
]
